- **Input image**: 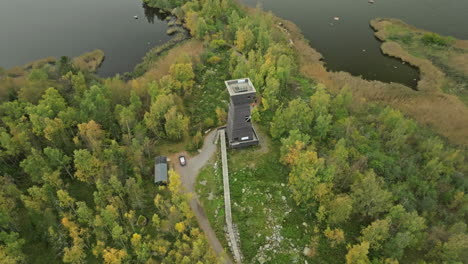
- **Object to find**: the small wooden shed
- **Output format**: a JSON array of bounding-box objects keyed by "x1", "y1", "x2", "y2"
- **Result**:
[{"x1": 154, "y1": 156, "x2": 168, "y2": 185}]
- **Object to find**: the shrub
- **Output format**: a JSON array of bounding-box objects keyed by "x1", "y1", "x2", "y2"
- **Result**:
[
  {"x1": 207, "y1": 56, "x2": 222, "y2": 65},
  {"x1": 137, "y1": 215, "x2": 147, "y2": 226},
  {"x1": 421, "y1": 33, "x2": 455, "y2": 47},
  {"x1": 187, "y1": 131, "x2": 203, "y2": 151}
]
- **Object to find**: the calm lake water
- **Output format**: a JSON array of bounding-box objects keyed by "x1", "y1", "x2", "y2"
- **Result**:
[
  {"x1": 0, "y1": 0, "x2": 171, "y2": 76},
  {"x1": 243, "y1": 0, "x2": 468, "y2": 87}
]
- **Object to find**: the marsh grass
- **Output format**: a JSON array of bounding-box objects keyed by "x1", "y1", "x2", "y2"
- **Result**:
[
  {"x1": 279, "y1": 14, "x2": 468, "y2": 146},
  {"x1": 130, "y1": 39, "x2": 203, "y2": 85},
  {"x1": 373, "y1": 18, "x2": 468, "y2": 105},
  {"x1": 131, "y1": 32, "x2": 190, "y2": 78},
  {"x1": 72, "y1": 49, "x2": 105, "y2": 73}
]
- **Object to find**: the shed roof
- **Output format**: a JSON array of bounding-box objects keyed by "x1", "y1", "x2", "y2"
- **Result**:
[{"x1": 154, "y1": 156, "x2": 168, "y2": 184}]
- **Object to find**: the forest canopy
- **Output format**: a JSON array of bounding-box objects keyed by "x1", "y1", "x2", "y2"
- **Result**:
[{"x1": 0, "y1": 0, "x2": 467, "y2": 263}]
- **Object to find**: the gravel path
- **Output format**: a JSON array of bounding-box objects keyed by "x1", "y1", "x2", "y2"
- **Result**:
[{"x1": 172, "y1": 130, "x2": 234, "y2": 264}]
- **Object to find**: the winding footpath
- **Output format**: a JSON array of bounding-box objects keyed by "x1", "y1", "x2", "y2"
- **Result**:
[{"x1": 171, "y1": 130, "x2": 234, "y2": 264}]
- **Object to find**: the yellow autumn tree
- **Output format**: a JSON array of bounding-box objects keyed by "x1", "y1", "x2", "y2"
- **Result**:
[
  {"x1": 175, "y1": 221, "x2": 186, "y2": 233},
  {"x1": 324, "y1": 227, "x2": 345, "y2": 247},
  {"x1": 77, "y1": 120, "x2": 105, "y2": 152},
  {"x1": 346, "y1": 242, "x2": 370, "y2": 264},
  {"x1": 102, "y1": 247, "x2": 127, "y2": 264},
  {"x1": 62, "y1": 217, "x2": 87, "y2": 264}
]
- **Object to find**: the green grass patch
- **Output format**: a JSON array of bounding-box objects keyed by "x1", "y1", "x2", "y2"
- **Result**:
[
  {"x1": 185, "y1": 48, "x2": 232, "y2": 133},
  {"x1": 197, "y1": 133, "x2": 317, "y2": 263},
  {"x1": 196, "y1": 154, "x2": 229, "y2": 249}
]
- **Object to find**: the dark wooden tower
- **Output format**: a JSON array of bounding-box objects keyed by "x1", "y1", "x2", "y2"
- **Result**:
[{"x1": 225, "y1": 78, "x2": 259, "y2": 148}]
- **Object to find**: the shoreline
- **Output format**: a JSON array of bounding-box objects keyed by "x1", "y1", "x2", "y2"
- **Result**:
[
  {"x1": 370, "y1": 18, "x2": 445, "y2": 93},
  {"x1": 2, "y1": 5, "x2": 467, "y2": 147},
  {"x1": 272, "y1": 13, "x2": 468, "y2": 146}
]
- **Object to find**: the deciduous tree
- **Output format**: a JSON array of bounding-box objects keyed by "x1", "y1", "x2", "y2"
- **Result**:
[
  {"x1": 346, "y1": 242, "x2": 370, "y2": 264},
  {"x1": 351, "y1": 170, "x2": 392, "y2": 218}
]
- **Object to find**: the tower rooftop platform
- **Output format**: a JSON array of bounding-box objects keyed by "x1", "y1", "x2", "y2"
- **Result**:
[{"x1": 225, "y1": 78, "x2": 256, "y2": 97}]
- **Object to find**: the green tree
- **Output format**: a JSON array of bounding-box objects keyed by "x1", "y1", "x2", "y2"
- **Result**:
[
  {"x1": 313, "y1": 113, "x2": 332, "y2": 140},
  {"x1": 73, "y1": 149, "x2": 103, "y2": 182},
  {"x1": 164, "y1": 107, "x2": 189, "y2": 141},
  {"x1": 75, "y1": 202, "x2": 93, "y2": 225},
  {"x1": 63, "y1": 71, "x2": 87, "y2": 99},
  {"x1": 280, "y1": 129, "x2": 310, "y2": 163},
  {"x1": 382, "y1": 205, "x2": 426, "y2": 259},
  {"x1": 215, "y1": 107, "x2": 227, "y2": 126},
  {"x1": 329, "y1": 138, "x2": 351, "y2": 189},
  {"x1": 378, "y1": 108, "x2": 416, "y2": 151},
  {"x1": 330, "y1": 87, "x2": 352, "y2": 120},
  {"x1": 351, "y1": 170, "x2": 392, "y2": 218},
  {"x1": 144, "y1": 94, "x2": 175, "y2": 137},
  {"x1": 263, "y1": 74, "x2": 280, "y2": 110},
  {"x1": 310, "y1": 84, "x2": 330, "y2": 116},
  {"x1": 276, "y1": 54, "x2": 293, "y2": 86},
  {"x1": 287, "y1": 148, "x2": 332, "y2": 205},
  {"x1": 125, "y1": 177, "x2": 146, "y2": 210},
  {"x1": 360, "y1": 219, "x2": 391, "y2": 250},
  {"x1": 44, "y1": 147, "x2": 73, "y2": 178},
  {"x1": 169, "y1": 63, "x2": 195, "y2": 94},
  {"x1": 235, "y1": 26, "x2": 255, "y2": 53},
  {"x1": 79, "y1": 85, "x2": 113, "y2": 129},
  {"x1": 0, "y1": 231, "x2": 26, "y2": 263},
  {"x1": 327, "y1": 194, "x2": 353, "y2": 225},
  {"x1": 270, "y1": 98, "x2": 313, "y2": 139},
  {"x1": 27, "y1": 87, "x2": 67, "y2": 136},
  {"x1": 0, "y1": 176, "x2": 21, "y2": 229},
  {"x1": 195, "y1": 17, "x2": 208, "y2": 39},
  {"x1": 20, "y1": 148, "x2": 50, "y2": 183},
  {"x1": 115, "y1": 91, "x2": 142, "y2": 136}
]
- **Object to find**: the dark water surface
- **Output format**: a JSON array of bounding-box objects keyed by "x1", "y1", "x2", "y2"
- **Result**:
[
  {"x1": 243, "y1": 0, "x2": 468, "y2": 87},
  {"x1": 0, "y1": 0, "x2": 171, "y2": 76}
]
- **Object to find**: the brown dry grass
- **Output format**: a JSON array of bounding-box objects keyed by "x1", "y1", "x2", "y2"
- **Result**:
[
  {"x1": 72, "y1": 49, "x2": 105, "y2": 72},
  {"x1": 1, "y1": 57, "x2": 57, "y2": 100},
  {"x1": 276, "y1": 16, "x2": 468, "y2": 146},
  {"x1": 454, "y1": 40, "x2": 468, "y2": 50},
  {"x1": 380, "y1": 41, "x2": 445, "y2": 92},
  {"x1": 450, "y1": 54, "x2": 468, "y2": 75},
  {"x1": 23, "y1": 57, "x2": 56, "y2": 70},
  {"x1": 133, "y1": 39, "x2": 203, "y2": 85}
]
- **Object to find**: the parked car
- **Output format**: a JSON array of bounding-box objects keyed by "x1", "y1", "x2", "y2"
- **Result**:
[{"x1": 179, "y1": 155, "x2": 187, "y2": 166}]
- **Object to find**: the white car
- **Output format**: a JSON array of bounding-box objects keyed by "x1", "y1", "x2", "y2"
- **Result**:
[{"x1": 179, "y1": 156, "x2": 187, "y2": 166}]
